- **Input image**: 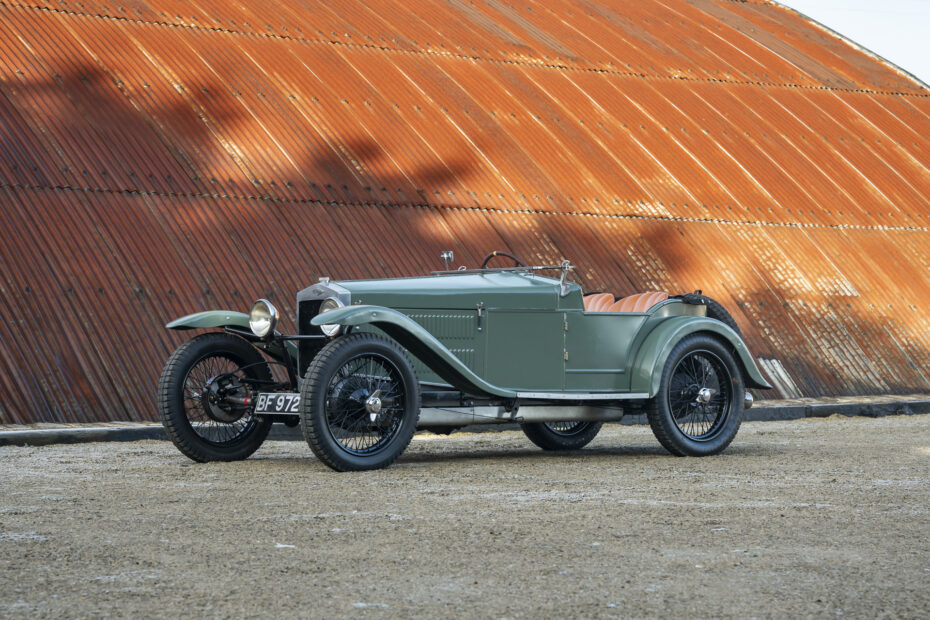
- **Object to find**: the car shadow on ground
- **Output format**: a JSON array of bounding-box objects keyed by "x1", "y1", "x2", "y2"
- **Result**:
[
  {"x1": 250, "y1": 440, "x2": 779, "y2": 470},
  {"x1": 397, "y1": 442, "x2": 777, "y2": 464}
]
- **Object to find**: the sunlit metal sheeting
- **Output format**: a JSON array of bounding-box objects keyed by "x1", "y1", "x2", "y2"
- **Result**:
[{"x1": 0, "y1": 0, "x2": 928, "y2": 423}]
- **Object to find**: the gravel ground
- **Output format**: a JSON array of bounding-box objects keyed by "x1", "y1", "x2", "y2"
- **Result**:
[{"x1": 2, "y1": 415, "x2": 929, "y2": 618}]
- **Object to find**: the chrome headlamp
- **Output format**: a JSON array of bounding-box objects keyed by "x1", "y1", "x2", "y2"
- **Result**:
[
  {"x1": 248, "y1": 299, "x2": 278, "y2": 339},
  {"x1": 318, "y1": 297, "x2": 344, "y2": 337}
]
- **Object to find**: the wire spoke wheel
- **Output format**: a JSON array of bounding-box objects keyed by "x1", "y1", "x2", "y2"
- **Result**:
[
  {"x1": 158, "y1": 333, "x2": 273, "y2": 462},
  {"x1": 301, "y1": 333, "x2": 420, "y2": 471},
  {"x1": 667, "y1": 350, "x2": 732, "y2": 441},
  {"x1": 324, "y1": 353, "x2": 405, "y2": 455},
  {"x1": 521, "y1": 420, "x2": 603, "y2": 451},
  {"x1": 647, "y1": 334, "x2": 744, "y2": 457},
  {"x1": 545, "y1": 421, "x2": 590, "y2": 435},
  {"x1": 181, "y1": 353, "x2": 258, "y2": 445}
]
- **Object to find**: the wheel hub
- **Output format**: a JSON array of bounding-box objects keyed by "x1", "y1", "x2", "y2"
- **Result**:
[
  {"x1": 696, "y1": 387, "x2": 716, "y2": 404},
  {"x1": 329, "y1": 384, "x2": 380, "y2": 429},
  {"x1": 675, "y1": 383, "x2": 717, "y2": 420},
  {"x1": 201, "y1": 375, "x2": 247, "y2": 423},
  {"x1": 666, "y1": 348, "x2": 733, "y2": 442},
  {"x1": 365, "y1": 390, "x2": 383, "y2": 422}
]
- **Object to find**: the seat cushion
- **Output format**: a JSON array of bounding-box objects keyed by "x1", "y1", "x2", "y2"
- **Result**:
[
  {"x1": 608, "y1": 291, "x2": 669, "y2": 313},
  {"x1": 583, "y1": 293, "x2": 614, "y2": 312}
]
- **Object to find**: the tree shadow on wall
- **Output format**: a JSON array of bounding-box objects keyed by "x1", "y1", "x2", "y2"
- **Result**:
[
  {"x1": 0, "y1": 60, "x2": 481, "y2": 278},
  {"x1": 301, "y1": 134, "x2": 475, "y2": 209},
  {"x1": 0, "y1": 62, "x2": 254, "y2": 194}
]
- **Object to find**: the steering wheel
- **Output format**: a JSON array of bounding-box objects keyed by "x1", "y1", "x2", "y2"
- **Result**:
[{"x1": 480, "y1": 251, "x2": 527, "y2": 269}]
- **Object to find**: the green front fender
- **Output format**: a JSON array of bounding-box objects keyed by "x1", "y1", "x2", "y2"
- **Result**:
[
  {"x1": 166, "y1": 310, "x2": 251, "y2": 331},
  {"x1": 312, "y1": 305, "x2": 517, "y2": 398},
  {"x1": 631, "y1": 317, "x2": 772, "y2": 397},
  {"x1": 166, "y1": 310, "x2": 296, "y2": 361}
]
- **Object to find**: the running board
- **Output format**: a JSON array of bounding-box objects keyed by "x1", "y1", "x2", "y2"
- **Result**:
[{"x1": 417, "y1": 405, "x2": 625, "y2": 427}]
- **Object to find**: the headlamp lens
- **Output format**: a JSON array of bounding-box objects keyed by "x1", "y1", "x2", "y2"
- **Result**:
[
  {"x1": 249, "y1": 299, "x2": 277, "y2": 338},
  {"x1": 318, "y1": 298, "x2": 343, "y2": 337}
]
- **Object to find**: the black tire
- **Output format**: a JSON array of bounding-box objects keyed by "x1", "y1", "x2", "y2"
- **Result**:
[
  {"x1": 676, "y1": 293, "x2": 743, "y2": 339},
  {"x1": 520, "y1": 421, "x2": 603, "y2": 451},
  {"x1": 646, "y1": 334, "x2": 744, "y2": 457},
  {"x1": 300, "y1": 333, "x2": 420, "y2": 471},
  {"x1": 158, "y1": 333, "x2": 273, "y2": 462}
]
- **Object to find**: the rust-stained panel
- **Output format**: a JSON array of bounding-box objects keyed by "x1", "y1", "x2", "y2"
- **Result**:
[{"x1": 0, "y1": 0, "x2": 928, "y2": 424}]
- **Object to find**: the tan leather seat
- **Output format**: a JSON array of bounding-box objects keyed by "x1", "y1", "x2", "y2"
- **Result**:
[
  {"x1": 608, "y1": 291, "x2": 669, "y2": 313},
  {"x1": 583, "y1": 293, "x2": 614, "y2": 312}
]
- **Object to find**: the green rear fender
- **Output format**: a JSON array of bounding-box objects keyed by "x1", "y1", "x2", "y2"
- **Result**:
[
  {"x1": 166, "y1": 310, "x2": 297, "y2": 361},
  {"x1": 631, "y1": 317, "x2": 772, "y2": 397},
  {"x1": 312, "y1": 305, "x2": 516, "y2": 398}
]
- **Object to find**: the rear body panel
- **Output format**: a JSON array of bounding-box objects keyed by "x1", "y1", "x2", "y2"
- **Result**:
[{"x1": 564, "y1": 312, "x2": 646, "y2": 391}]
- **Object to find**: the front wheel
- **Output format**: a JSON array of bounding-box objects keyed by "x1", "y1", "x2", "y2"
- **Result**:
[
  {"x1": 300, "y1": 333, "x2": 420, "y2": 471},
  {"x1": 158, "y1": 333, "x2": 273, "y2": 462},
  {"x1": 521, "y1": 421, "x2": 602, "y2": 451},
  {"x1": 646, "y1": 334, "x2": 744, "y2": 456}
]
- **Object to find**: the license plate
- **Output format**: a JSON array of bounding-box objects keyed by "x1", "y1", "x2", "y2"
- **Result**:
[{"x1": 254, "y1": 392, "x2": 300, "y2": 415}]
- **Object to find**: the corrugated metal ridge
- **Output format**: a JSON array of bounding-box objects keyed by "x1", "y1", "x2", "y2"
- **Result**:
[
  {"x1": 772, "y1": 0, "x2": 930, "y2": 91},
  {"x1": 1, "y1": 1, "x2": 925, "y2": 98},
  {"x1": 3, "y1": 180, "x2": 927, "y2": 234}
]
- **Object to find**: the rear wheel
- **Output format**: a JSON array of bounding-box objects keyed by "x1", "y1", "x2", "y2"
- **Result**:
[
  {"x1": 521, "y1": 421, "x2": 603, "y2": 451},
  {"x1": 646, "y1": 334, "x2": 743, "y2": 456},
  {"x1": 300, "y1": 334, "x2": 420, "y2": 471},
  {"x1": 158, "y1": 333, "x2": 273, "y2": 462}
]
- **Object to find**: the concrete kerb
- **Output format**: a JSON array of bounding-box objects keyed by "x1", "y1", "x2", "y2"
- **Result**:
[
  {"x1": 0, "y1": 423, "x2": 302, "y2": 447},
  {"x1": 2, "y1": 395, "x2": 929, "y2": 447}
]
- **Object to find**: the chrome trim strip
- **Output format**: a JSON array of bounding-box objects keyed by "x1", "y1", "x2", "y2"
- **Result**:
[{"x1": 515, "y1": 392, "x2": 648, "y2": 400}]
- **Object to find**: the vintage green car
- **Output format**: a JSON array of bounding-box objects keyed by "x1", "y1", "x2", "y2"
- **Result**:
[{"x1": 158, "y1": 251, "x2": 771, "y2": 471}]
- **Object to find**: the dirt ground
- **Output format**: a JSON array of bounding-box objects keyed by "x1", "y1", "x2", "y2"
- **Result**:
[{"x1": 2, "y1": 415, "x2": 929, "y2": 618}]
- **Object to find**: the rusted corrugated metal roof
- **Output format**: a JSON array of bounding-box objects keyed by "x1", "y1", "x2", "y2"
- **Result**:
[{"x1": 0, "y1": 0, "x2": 928, "y2": 423}]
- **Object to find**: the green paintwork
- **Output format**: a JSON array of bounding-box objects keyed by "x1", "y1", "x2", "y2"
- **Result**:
[
  {"x1": 312, "y1": 305, "x2": 516, "y2": 398},
  {"x1": 303, "y1": 271, "x2": 772, "y2": 399},
  {"x1": 166, "y1": 310, "x2": 252, "y2": 330},
  {"x1": 484, "y1": 310, "x2": 564, "y2": 390},
  {"x1": 629, "y1": 316, "x2": 773, "y2": 395},
  {"x1": 557, "y1": 286, "x2": 585, "y2": 311},
  {"x1": 564, "y1": 312, "x2": 646, "y2": 391},
  {"x1": 166, "y1": 310, "x2": 297, "y2": 361},
  {"x1": 397, "y1": 309, "x2": 485, "y2": 384}
]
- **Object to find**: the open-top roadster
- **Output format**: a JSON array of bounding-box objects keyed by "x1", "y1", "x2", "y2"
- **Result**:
[{"x1": 158, "y1": 251, "x2": 771, "y2": 471}]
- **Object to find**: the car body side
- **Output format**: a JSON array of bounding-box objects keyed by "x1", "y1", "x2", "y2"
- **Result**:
[{"x1": 296, "y1": 271, "x2": 770, "y2": 399}]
